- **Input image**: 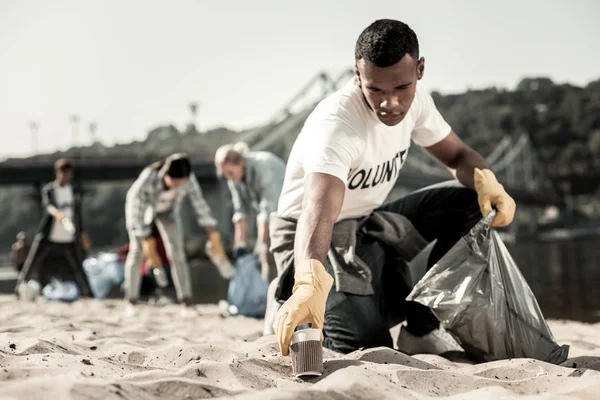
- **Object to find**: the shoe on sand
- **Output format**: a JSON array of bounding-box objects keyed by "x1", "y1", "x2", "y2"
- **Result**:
[
  {"x1": 123, "y1": 303, "x2": 137, "y2": 318},
  {"x1": 154, "y1": 296, "x2": 175, "y2": 307},
  {"x1": 397, "y1": 325, "x2": 463, "y2": 355},
  {"x1": 180, "y1": 305, "x2": 198, "y2": 318}
]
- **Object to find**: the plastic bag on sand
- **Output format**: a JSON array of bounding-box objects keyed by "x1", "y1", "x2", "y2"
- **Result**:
[
  {"x1": 43, "y1": 280, "x2": 80, "y2": 302},
  {"x1": 83, "y1": 252, "x2": 125, "y2": 299},
  {"x1": 407, "y1": 210, "x2": 569, "y2": 364},
  {"x1": 17, "y1": 280, "x2": 41, "y2": 302},
  {"x1": 227, "y1": 253, "x2": 268, "y2": 318}
]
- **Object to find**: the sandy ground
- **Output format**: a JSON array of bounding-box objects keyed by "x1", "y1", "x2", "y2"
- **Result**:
[{"x1": 1, "y1": 295, "x2": 599, "y2": 400}]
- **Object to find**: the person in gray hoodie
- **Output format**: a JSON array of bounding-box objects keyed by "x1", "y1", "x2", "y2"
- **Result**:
[{"x1": 214, "y1": 142, "x2": 285, "y2": 283}]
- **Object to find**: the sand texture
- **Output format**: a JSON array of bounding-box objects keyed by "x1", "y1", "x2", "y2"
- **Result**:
[{"x1": 1, "y1": 296, "x2": 599, "y2": 400}]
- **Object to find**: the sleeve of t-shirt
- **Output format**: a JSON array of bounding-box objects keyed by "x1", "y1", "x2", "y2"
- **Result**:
[
  {"x1": 302, "y1": 119, "x2": 362, "y2": 186},
  {"x1": 411, "y1": 87, "x2": 452, "y2": 147}
]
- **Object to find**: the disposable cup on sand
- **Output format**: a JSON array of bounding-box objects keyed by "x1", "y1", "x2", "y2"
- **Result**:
[{"x1": 290, "y1": 328, "x2": 323, "y2": 377}]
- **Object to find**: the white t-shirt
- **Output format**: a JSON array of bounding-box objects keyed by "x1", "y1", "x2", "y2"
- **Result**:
[
  {"x1": 277, "y1": 79, "x2": 451, "y2": 222},
  {"x1": 154, "y1": 188, "x2": 179, "y2": 214},
  {"x1": 48, "y1": 184, "x2": 75, "y2": 243}
]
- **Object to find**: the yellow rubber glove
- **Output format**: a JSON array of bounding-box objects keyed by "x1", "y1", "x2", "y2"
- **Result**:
[
  {"x1": 207, "y1": 231, "x2": 228, "y2": 261},
  {"x1": 474, "y1": 168, "x2": 517, "y2": 227},
  {"x1": 273, "y1": 259, "x2": 334, "y2": 356},
  {"x1": 80, "y1": 232, "x2": 92, "y2": 251},
  {"x1": 206, "y1": 231, "x2": 233, "y2": 278},
  {"x1": 141, "y1": 237, "x2": 162, "y2": 267}
]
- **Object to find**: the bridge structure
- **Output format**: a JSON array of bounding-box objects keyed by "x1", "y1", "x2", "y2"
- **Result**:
[
  {"x1": 0, "y1": 137, "x2": 564, "y2": 207},
  {"x1": 0, "y1": 68, "x2": 565, "y2": 209},
  {"x1": 237, "y1": 68, "x2": 565, "y2": 208}
]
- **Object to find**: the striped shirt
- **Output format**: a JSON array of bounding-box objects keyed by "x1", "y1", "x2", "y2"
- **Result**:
[{"x1": 125, "y1": 167, "x2": 217, "y2": 238}]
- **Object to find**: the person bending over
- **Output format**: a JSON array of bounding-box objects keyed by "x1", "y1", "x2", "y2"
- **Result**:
[
  {"x1": 123, "y1": 153, "x2": 230, "y2": 317},
  {"x1": 215, "y1": 142, "x2": 285, "y2": 283},
  {"x1": 271, "y1": 19, "x2": 516, "y2": 356}
]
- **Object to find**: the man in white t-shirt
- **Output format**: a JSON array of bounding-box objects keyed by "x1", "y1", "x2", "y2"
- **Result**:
[
  {"x1": 16, "y1": 158, "x2": 93, "y2": 297},
  {"x1": 271, "y1": 20, "x2": 516, "y2": 356}
]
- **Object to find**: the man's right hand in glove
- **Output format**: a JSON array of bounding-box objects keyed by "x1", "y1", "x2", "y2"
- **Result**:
[
  {"x1": 141, "y1": 237, "x2": 162, "y2": 267},
  {"x1": 273, "y1": 259, "x2": 334, "y2": 356}
]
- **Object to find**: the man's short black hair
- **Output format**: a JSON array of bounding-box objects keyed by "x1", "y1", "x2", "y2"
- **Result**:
[
  {"x1": 164, "y1": 153, "x2": 191, "y2": 178},
  {"x1": 355, "y1": 19, "x2": 419, "y2": 68},
  {"x1": 54, "y1": 158, "x2": 73, "y2": 172}
]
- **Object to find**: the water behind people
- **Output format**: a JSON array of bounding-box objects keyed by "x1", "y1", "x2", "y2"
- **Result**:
[
  {"x1": 507, "y1": 237, "x2": 600, "y2": 323},
  {"x1": 1, "y1": 237, "x2": 599, "y2": 322}
]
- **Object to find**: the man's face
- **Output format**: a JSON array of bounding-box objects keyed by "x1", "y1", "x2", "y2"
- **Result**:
[
  {"x1": 56, "y1": 168, "x2": 73, "y2": 185},
  {"x1": 221, "y1": 162, "x2": 244, "y2": 182},
  {"x1": 355, "y1": 54, "x2": 424, "y2": 126},
  {"x1": 163, "y1": 176, "x2": 189, "y2": 190}
]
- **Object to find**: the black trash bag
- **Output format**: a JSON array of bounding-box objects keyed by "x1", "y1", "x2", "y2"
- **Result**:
[
  {"x1": 407, "y1": 210, "x2": 569, "y2": 364},
  {"x1": 227, "y1": 253, "x2": 268, "y2": 318}
]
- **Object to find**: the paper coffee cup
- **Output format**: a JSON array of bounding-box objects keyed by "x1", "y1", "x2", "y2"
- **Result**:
[{"x1": 290, "y1": 328, "x2": 323, "y2": 377}]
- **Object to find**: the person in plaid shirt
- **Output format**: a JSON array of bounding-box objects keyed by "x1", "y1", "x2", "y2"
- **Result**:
[{"x1": 123, "y1": 153, "x2": 230, "y2": 317}]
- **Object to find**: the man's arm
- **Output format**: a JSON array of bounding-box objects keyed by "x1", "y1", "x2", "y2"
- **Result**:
[
  {"x1": 234, "y1": 219, "x2": 248, "y2": 246},
  {"x1": 426, "y1": 131, "x2": 517, "y2": 227},
  {"x1": 41, "y1": 185, "x2": 63, "y2": 220},
  {"x1": 257, "y1": 220, "x2": 269, "y2": 245},
  {"x1": 228, "y1": 180, "x2": 248, "y2": 244},
  {"x1": 274, "y1": 172, "x2": 341, "y2": 355},
  {"x1": 425, "y1": 131, "x2": 489, "y2": 189},
  {"x1": 256, "y1": 167, "x2": 283, "y2": 246},
  {"x1": 46, "y1": 205, "x2": 63, "y2": 220},
  {"x1": 294, "y1": 173, "x2": 346, "y2": 265},
  {"x1": 10, "y1": 245, "x2": 18, "y2": 264},
  {"x1": 125, "y1": 169, "x2": 157, "y2": 238}
]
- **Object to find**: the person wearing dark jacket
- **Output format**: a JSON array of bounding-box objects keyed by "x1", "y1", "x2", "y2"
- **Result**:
[{"x1": 15, "y1": 158, "x2": 93, "y2": 297}]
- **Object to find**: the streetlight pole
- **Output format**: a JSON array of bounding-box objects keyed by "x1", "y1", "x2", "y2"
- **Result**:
[
  {"x1": 89, "y1": 121, "x2": 97, "y2": 144},
  {"x1": 189, "y1": 102, "x2": 199, "y2": 134},
  {"x1": 28, "y1": 121, "x2": 39, "y2": 160},
  {"x1": 27, "y1": 121, "x2": 42, "y2": 217},
  {"x1": 70, "y1": 115, "x2": 80, "y2": 149}
]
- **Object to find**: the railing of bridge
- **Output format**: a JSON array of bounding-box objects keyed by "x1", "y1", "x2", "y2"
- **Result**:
[
  {"x1": 1, "y1": 67, "x2": 564, "y2": 202},
  {"x1": 0, "y1": 153, "x2": 216, "y2": 167},
  {"x1": 232, "y1": 67, "x2": 562, "y2": 201}
]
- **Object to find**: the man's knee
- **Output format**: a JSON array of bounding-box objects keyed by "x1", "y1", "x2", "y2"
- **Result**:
[
  {"x1": 323, "y1": 293, "x2": 392, "y2": 354},
  {"x1": 458, "y1": 187, "x2": 482, "y2": 229},
  {"x1": 434, "y1": 185, "x2": 481, "y2": 230}
]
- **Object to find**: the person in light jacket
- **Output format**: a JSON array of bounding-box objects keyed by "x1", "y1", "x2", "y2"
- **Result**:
[
  {"x1": 214, "y1": 142, "x2": 285, "y2": 283},
  {"x1": 124, "y1": 152, "x2": 230, "y2": 317}
]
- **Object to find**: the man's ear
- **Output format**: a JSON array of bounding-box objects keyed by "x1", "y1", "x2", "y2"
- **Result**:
[
  {"x1": 354, "y1": 63, "x2": 361, "y2": 85},
  {"x1": 417, "y1": 57, "x2": 425, "y2": 80}
]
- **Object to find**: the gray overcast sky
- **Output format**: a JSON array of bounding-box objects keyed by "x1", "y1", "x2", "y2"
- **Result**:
[{"x1": 1, "y1": 0, "x2": 598, "y2": 157}]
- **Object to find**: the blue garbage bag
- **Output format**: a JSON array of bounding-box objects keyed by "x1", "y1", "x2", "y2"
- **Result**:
[
  {"x1": 227, "y1": 253, "x2": 268, "y2": 318},
  {"x1": 42, "y1": 280, "x2": 80, "y2": 302},
  {"x1": 83, "y1": 252, "x2": 125, "y2": 299}
]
